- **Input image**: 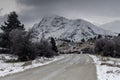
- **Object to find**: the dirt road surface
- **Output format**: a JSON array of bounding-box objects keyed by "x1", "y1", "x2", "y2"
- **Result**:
[{"x1": 0, "y1": 54, "x2": 97, "y2": 80}]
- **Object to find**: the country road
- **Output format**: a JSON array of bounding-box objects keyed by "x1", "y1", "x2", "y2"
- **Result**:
[{"x1": 0, "y1": 54, "x2": 97, "y2": 80}]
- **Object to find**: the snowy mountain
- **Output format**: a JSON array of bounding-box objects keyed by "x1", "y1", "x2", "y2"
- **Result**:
[
  {"x1": 32, "y1": 15, "x2": 115, "y2": 42},
  {"x1": 100, "y1": 20, "x2": 120, "y2": 33}
]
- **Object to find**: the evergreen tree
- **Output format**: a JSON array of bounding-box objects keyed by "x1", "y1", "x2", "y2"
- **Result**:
[
  {"x1": 94, "y1": 36, "x2": 97, "y2": 40},
  {"x1": 0, "y1": 11, "x2": 24, "y2": 48},
  {"x1": 50, "y1": 37, "x2": 58, "y2": 52},
  {"x1": 97, "y1": 34, "x2": 102, "y2": 39},
  {"x1": 118, "y1": 33, "x2": 120, "y2": 37},
  {"x1": 1, "y1": 11, "x2": 24, "y2": 33},
  {"x1": 81, "y1": 38, "x2": 85, "y2": 42}
]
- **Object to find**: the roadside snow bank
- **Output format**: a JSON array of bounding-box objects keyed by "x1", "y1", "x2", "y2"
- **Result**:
[
  {"x1": 89, "y1": 55, "x2": 120, "y2": 80},
  {"x1": 0, "y1": 54, "x2": 66, "y2": 77}
]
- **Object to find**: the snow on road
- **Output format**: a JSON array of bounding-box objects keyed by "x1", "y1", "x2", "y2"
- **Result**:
[
  {"x1": 0, "y1": 54, "x2": 97, "y2": 80},
  {"x1": 0, "y1": 54, "x2": 65, "y2": 77},
  {"x1": 89, "y1": 55, "x2": 120, "y2": 80}
]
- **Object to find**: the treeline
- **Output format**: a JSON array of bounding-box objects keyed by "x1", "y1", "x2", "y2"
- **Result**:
[
  {"x1": 95, "y1": 35, "x2": 120, "y2": 58},
  {"x1": 0, "y1": 11, "x2": 58, "y2": 61}
]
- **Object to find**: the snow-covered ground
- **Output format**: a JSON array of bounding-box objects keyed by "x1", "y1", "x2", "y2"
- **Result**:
[
  {"x1": 0, "y1": 54, "x2": 65, "y2": 77},
  {"x1": 89, "y1": 54, "x2": 120, "y2": 80}
]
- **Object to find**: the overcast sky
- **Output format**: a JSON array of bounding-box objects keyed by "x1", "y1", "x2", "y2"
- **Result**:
[{"x1": 0, "y1": 0, "x2": 120, "y2": 29}]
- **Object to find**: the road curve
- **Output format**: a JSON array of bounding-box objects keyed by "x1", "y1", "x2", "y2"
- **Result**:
[{"x1": 0, "y1": 54, "x2": 97, "y2": 80}]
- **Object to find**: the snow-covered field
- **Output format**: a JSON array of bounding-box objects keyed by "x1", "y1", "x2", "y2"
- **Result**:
[
  {"x1": 89, "y1": 54, "x2": 120, "y2": 80},
  {"x1": 0, "y1": 54, "x2": 65, "y2": 77}
]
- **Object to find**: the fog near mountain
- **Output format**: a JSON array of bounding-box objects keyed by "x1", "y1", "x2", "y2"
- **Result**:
[
  {"x1": 32, "y1": 15, "x2": 115, "y2": 42},
  {"x1": 100, "y1": 20, "x2": 120, "y2": 33}
]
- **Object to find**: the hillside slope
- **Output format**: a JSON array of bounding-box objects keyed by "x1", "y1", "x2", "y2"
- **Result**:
[
  {"x1": 32, "y1": 15, "x2": 115, "y2": 42},
  {"x1": 100, "y1": 20, "x2": 120, "y2": 33}
]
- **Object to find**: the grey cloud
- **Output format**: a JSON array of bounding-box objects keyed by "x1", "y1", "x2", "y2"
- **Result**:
[
  {"x1": 0, "y1": 8, "x2": 3, "y2": 13},
  {"x1": 16, "y1": 0, "x2": 65, "y2": 6},
  {"x1": 0, "y1": 15, "x2": 7, "y2": 28},
  {"x1": 15, "y1": 0, "x2": 120, "y2": 28},
  {"x1": 0, "y1": 17, "x2": 3, "y2": 25},
  {"x1": 16, "y1": 0, "x2": 120, "y2": 17}
]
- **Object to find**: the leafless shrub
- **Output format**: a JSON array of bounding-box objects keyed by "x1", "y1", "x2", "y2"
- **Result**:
[
  {"x1": 94, "y1": 37, "x2": 120, "y2": 57},
  {"x1": 33, "y1": 40, "x2": 57, "y2": 58}
]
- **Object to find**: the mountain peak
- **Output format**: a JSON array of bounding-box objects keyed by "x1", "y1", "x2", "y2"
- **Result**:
[
  {"x1": 32, "y1": 15, "x2": 115, "y2": 42},
  {"x1": 42, "y1": 15, "x2": 67, "y2": 21}
]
